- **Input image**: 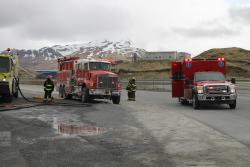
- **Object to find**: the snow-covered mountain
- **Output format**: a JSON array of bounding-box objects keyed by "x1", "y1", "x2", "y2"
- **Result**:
[{"x1": 9, "y1": 40, "x2": 145, "y2": 70}]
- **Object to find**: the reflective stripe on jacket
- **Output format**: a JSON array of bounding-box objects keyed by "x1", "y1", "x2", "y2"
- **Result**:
[
  {"x1": 126, "y1": 82, "x2": 136, "y2": 92},
  {"x1": 44, "y1": 79, "x2": 54, "y2": 91}
]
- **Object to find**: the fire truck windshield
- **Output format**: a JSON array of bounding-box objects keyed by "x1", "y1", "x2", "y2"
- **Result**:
[
  {"x1": 89, "y1": 62, "x2": 111, "y2": 71},
  {"x1": 195, "y1": 72, "x2": 225, "y2": 82},
  {"x1": 0, "y1": 57, "x2": 10, "y2": 73}
]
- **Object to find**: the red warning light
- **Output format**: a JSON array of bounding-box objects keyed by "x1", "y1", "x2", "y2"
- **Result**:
[{"x1": 185, "y1": 58, "x2": 192, "y2": 62}]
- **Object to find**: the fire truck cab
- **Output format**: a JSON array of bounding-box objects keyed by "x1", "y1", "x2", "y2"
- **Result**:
[
  {"x1": 171, "y1": 58, "x2": 237, "y2": 109},
  {"x1": 0, "y1": 49, "x2": 19, "y2": 102},
  {"x1": 57, "y1": 57, "x2": 122, "y2": 104}
]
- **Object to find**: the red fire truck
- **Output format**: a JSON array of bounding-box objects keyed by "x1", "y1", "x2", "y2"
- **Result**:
[
  {"x1": 171, "y1": 58, "x2": 237, "y2": 109},
  {"x1": 56, "y1": 56, "x2": 122, "y2": 104}
]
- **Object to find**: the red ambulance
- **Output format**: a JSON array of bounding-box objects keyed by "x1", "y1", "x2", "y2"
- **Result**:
[{"x1": 171, "y1": 58, "x2": 237, "y2": 109}]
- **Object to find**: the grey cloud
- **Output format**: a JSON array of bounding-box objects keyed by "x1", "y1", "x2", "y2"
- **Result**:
[
  {"x1": 229, "y1": 6, "x2": 250, "y2": 24},
  {"x1": 0, "y1": 0, "x2": 44, "y2": 27},
  {"x1": 0, "y1": 0, "x2": 130, "y2": 41},
  {"x1": 173, "y1": 26, "x2": 238, "y2": 38}
]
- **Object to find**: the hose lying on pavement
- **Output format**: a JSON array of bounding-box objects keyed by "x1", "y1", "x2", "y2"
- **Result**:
[{"x1": 0, "y1": 79, "x2": 91, "y2": 112}]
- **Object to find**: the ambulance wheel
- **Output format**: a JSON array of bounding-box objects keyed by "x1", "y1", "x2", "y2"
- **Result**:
[
  {"x1": 81, "y1": 88, "x2": 89, "y2": 103},
  {"x1": 112, "y1": 96, "x2": 120, "y2": 104},
  {"x1": 229, "y1": 100, "x2": 236, "y2": 109},
  {"x1": 180, "y1": 99, "x2": 189, "y2": 105},
  {"x1": 193, "y1": 95, "x2": 200, "y2": 109}
]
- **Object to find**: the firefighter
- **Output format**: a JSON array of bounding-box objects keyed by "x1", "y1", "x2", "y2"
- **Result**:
[
  {"x1": 126, "y1": 77, "x2": 136, "y2": 101},
  {"x1": 44, "y1": 75, "x2": 54, "y2": 102}
]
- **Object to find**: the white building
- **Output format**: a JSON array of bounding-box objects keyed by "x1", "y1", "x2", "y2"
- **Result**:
[{"x1": 142, "y1": 51, "x2": 191, "y2": 61}]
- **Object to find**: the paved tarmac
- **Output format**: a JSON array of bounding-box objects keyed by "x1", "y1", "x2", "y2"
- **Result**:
[{"x1": 0, "y1": 86, "x2": 250, "y2": 167}]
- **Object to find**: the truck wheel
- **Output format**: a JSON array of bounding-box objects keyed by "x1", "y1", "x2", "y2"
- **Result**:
[
  {"x1": 193, "y1": 95, "x2": 200, "y2": 109},
  {"x1": 4, "y1": 94, "x2": 12, "y2": 103},
  {"x1": 62, "y1": 86, "x2": 72, "y2": 99},
  {"x1": 229, "y1": 100, "x2": 236, "y2": 109},
  {"x1": 12, "y1": 79, "x2": 19, "y2": 98},
  {"x1": 81, "y1": 88, "x2": 89, "y2": 103},
  {"x1": 13, "y1": 91, "x2": 18, "y2": 98},
  {"x1": 112, "y1": 96, "x2": 120, "y2": 104},
  {"x1": 65, "y1": 94, "x2": 72, "y2": 99}
]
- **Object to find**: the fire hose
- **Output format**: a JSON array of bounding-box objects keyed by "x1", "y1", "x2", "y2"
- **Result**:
[{"x1": 0, "y1": 78, "x2": 91, "y2": 112}]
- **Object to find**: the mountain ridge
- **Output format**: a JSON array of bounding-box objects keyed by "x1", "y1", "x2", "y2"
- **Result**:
[{"x1": 3, "y1": 40, "x2": 145, "y2": 70}]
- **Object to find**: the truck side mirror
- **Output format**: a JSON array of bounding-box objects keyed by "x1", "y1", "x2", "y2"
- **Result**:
[{"x1": 231, "y1": 78, "x2": 236, "y2": 84}]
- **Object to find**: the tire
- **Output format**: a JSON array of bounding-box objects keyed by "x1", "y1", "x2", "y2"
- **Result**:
[
  {"x1": 180, "y1": 99, "x2": 189, "y2": 105},
  {"x1": 229, "y1": 100, "x2": 236, "y2": 109},
  {"x1": 12, "y1": 79, "x2": 19, "y2": 98},
  {"x1": 193, "y1": 94, "x2": 200, "y2": 109},
  {"x1": 112, "y1": 96, "x2": 120, "y2": 104},
  {"x1": 81, "y1": 88, "x2": 89, "y2": 103},
  {"x1": 65, "y1": 93, "x2": 72, "y2": 99},
  {"x1": 13, "y1": 91, "x2": 18, "y2": 98},
  {"x1": 62, "y1": 86, "x2": 72, "y2": 99},
  {"x1": 4, "y1": 94, "x2": 12, "y2": 103}
]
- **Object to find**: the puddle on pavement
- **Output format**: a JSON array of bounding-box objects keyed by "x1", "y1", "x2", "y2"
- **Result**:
[
  {"x1": 57, "y1": 124, "x2": 105, "y2": 136},
  {"x1": 53, "y1": 117, "x2": 105, "y2": 136}
]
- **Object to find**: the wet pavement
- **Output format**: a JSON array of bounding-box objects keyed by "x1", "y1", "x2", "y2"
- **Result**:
[{"x1": 1, "y1": 86, "x2": 250, "y2": 167}]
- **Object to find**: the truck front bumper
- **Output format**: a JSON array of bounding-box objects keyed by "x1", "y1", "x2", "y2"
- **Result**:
[
  {"x1": 0, "y1": 81, "x2": 10, "y2": 95},
  {"x1": 89, "y1": 89, "x2": 121, "y2": 96},
  {"x1": 197, "y1": 93, "x2": 237, "y2": 103}
]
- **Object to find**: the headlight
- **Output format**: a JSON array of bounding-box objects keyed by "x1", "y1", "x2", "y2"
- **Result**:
[
  {"x1": 197, "y1": 86, "x2": 204, "y2": 94},
  {"x1": 230, "y1": 86, "x2": 236, "y2": 93},
  {"x1": 2, "y1": 78, "x2": 6, "y2": 81}
]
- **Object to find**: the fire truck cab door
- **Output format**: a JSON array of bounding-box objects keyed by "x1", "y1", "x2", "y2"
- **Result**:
[{"x1": 171, "y1": 62, "x2": 184, "y2": 98}]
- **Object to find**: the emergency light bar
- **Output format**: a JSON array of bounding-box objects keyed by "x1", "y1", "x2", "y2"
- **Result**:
[{"x1": 218, "y1": 58, "x2": 225, "y2": 61}]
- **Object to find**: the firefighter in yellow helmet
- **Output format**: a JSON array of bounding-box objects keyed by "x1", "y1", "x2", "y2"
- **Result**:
[
  {"x1": 126, "y1": 77, "x2": 136, "y2": 101},
  {"x1": 43, "y1": 75, "x2": 54, "y2": 102}
]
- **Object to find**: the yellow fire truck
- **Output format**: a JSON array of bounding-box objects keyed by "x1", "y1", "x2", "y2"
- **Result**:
[{"x1": 0, "y1": 49, "x2": 19, "y2": 102}]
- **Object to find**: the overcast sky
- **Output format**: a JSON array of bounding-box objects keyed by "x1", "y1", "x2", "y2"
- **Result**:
[{"x1": 0, "y1": 0, "x2": 250, "y2": 55}]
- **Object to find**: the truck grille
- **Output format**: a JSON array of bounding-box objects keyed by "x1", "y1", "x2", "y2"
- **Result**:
[
  {"x1": 97, "y1": 75, "x2": 117, "y2": 89},
  {"x1": 205, "y1": 85, "x2": 229, "y2": 94}
]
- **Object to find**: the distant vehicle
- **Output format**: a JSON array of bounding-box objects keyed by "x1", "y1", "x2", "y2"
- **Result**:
[
  {"x1": 56, "y1": 56, "x2": 122, "y2": 104},
  {"x1": 171, "y1": 58, "x2": 237, "y2": 109},
  {"x1": 0, "y1": 49, "x2": 19, "y2": 102}
]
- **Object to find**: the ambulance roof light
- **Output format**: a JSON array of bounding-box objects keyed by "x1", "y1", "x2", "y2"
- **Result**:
[{"x1": 218, "y1": 57, "x2": 225, "y2": 61}]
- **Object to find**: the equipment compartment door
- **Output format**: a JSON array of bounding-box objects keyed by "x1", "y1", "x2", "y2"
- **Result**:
[
  {"x1": 172, "y1": 80, "x2": 184, "y2": 97},
  {"x1": 171, "y1": 62, "x2": 184, "y2": 98}
]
